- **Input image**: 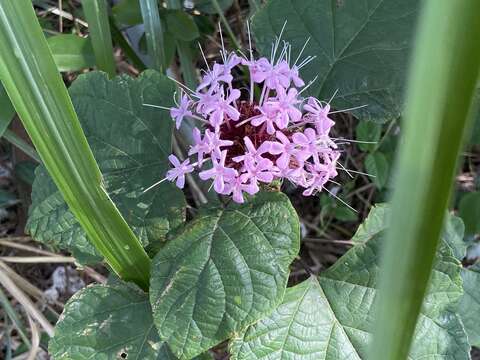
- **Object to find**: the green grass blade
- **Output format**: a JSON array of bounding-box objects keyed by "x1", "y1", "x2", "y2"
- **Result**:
[
  {"x1": 140, "y1": 0, "x2": 166, "y2": 72},
  {"x1": 0, "y1": 82, "x2": 14, "y2": 136},
  {"x1": 0, "y1": 287, "x2": 31, "y2": 348},
  {"x1": 3, "y1": 129, "x2": 40, "y2": 163},
  {"x1": 82, "y1": 0, "x2": 116, "y2": 78},
  {"x1": 0, "y1": 0, "x2": 150, "y2": 289},
  {"x1": 370, "y1": 1, "x2": 480, "y2": 359}
]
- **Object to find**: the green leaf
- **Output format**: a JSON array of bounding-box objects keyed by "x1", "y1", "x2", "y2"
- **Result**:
[
  {"x1": 112, "y1": 0, "x2": 143, "y2": 26},
  {"x1": 49, "y1": 281, "x2": 175, "y2": 359},
  {"x1": 230, "y1": 237, "x2": 469, "y2": 359},
  {"x1": 0, "y1": 0, "x2": 151, "y2": 288},
  {"x1": 459, "y1": 191, "x2": 480, "y2": 235},
  {"x1": 352, "y1": 204, "x2": 467, "y2": 261},
  {"x1": 165, "y1": 11, "x2": 199, "y2": 42},
  {"x1": 252, "y1": 0, "x2": 420, "y2": 122},
  {"x1": 47, "y1": 34, "x2": 96, "y2": 72},
  {"x1": 0, "y1": 82, "x2": 15, "y2": 136},
  {"x1": 355, "y1": 121, "x2": 382, "y2": 152},
  {"x1": 351, "y1": 203, "x2": 390, "y2": 244},
  {"x1": 441, "y1": 214, "x2": 467, "y2": 261},
  {"x1": 150, "y1": 192, "x2": 300, "y2": 359},
  {"x1": 365, "y1": 152, "x2": 389, "y2": 189},
  {"x1": 333, "y1": 205, "x2": 357, "y2": 222},
  {"x1": 27, "y1": 71, "x2": 186, "y2": 263},
  {"x1": 194, "y1": 0, "x2": 233, "y2": 14},
  {"x1": 458, "y1": 264, "x2": 480, "y2": 347},
  {"x1": 14, "y1": 161, "x2": 37, "y2": 186},
  {"x1": 369, "y1": 1, "x2": 480, "y2": 357}
]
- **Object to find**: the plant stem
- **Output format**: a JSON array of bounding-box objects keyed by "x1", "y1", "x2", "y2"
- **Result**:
[
  {"x1": 211, "y1": 0, "x2": 241, "y2": 51},
  {"x1": 0, "y1": 0, "x2": 151, "y2": 290},
  {"x1": 370, "y1": 1, "x2": 480, "y2": 359}
]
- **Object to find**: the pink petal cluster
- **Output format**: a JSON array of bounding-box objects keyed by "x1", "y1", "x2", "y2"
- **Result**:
[{"x1": 165, "y1": 48, "x2": 340, "y2": 203}]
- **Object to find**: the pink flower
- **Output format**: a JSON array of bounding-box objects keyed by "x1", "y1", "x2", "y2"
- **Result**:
[
  {"x1": 158, "y1": 42, "x2": 344, "y2": 203},
  {"x1": 292, "y1": 128, "x2": 320, "y2": 164},
  {"x1": 302, "y1": 163, "x2": 329, "y2": 196},
  {"x1": 166, "y1": 155, "x2": 194, "y2": 189},
  {"x1": 203, "y1": 129, "x2": 233, "y2": 157},
  {"x1": 199, "y1": 150, "x2": 237, "y2": 193},
  {"x1": 250, "y1": 103, "x2": 280, "y2": 134},
  {"x1": 207, "y1": 89, "x2": 241, "y2": 129},
  {"x1": 197, "y1": 63, "x2": 233, "y2": 91},
  {"x1": 265, "y1": 60, "x2": 291, "y2": 91},
  {"x1": 188, "y1": 128, "x2": 209, "y2": 166},
  {"x1": 290, "y1": 66, "x2": 305, "y2": 88},
  {"x1": 268, "y1": 131, "x2": 297, "y2": 168},
  {"x1": 233, "y1": 136, "x2": 272, "y2": 164},
  {"x1": 224, "y1": 176, "x2": 259, "y2": 203},
  {"x1": 170, "y1": 94, "x2": 192, "y2": 129},
  {"x1": 243, "y1": 57, "x2": 272, "y2": 83},
  {"x1": 242, "y1": 158, "x2": 275, "y2": 184},
  {"x1": 196, "y1": 87, "x2": 221, "y2": 116},
  {"x1": 304, "y1": 98, "x2": 335, "y2": 135},
  {"x1": 266, "y1": 87, "x2": 302, "y2": 125},
  {"x1": 222, "y1": 54, "x2": 242, "y2": 74}
]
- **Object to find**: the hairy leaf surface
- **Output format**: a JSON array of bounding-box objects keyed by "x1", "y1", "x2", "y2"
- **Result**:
[
  {"x1": 150, "y1": 192, "x2": 300, "y2": 359},
  {"x1": 458, "y1": 264, "x2": 480, "y2": 347},
  {"x1": 230, "y1": 236, "x2": 469, "y2": 359},
  {"x1": 49, "y1": 282, "x2": 174, "y2": 359},
  {"x1": 27, "y1": 71, "x2": 185, "y2": 263}
]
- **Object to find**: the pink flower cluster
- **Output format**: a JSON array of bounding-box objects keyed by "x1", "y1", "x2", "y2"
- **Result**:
[{"x1": 165, "y1": 46, "x2": 340, "y2": 203}]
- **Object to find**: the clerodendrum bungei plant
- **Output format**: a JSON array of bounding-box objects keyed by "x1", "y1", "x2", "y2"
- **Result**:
[
  {"x1": 148, "y1": 32, "x2": 344, "y2": 203},
  {"x1": 1, "y1": 0, "x2": 480, "y2": 359}
]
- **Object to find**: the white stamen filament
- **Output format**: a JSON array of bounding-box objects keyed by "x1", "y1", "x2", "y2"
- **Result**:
[
  {"x1": 198, "y1": 43, "x2": 210, "y2": 71},
  {"x1": 294, "y1": 37, "x2": 311, "y2": 66},
  {"x1": 323, "y1": 187, "x2": 358, "y2": 213}
]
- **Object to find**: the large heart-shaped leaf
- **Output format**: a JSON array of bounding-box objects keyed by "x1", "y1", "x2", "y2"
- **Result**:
[
  {"x1": 49, "y1": 282, "x2": 175, "y2": 359},
  {"x1": 351, "y1": 204, "x2": 467, "y2": 261},
  {"x1": 230, "y1": 235, "x2": 469, "y2": 359},
  {"x1": 150, "y1": 192, "x2": 300, "y2": 359},
  {"x1": 252, "y1": 0, "x2": 420, "y2": 122},
  {"x1": 26, "y1": 71, "x2": 186, "y2": 263}
]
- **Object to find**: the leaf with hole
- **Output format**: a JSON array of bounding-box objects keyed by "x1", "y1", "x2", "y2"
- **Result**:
[
  {"x1": 49, "y1": 281, "x2": 175, "y2": 359},
  {"x1": 252, "y1": 0, "x2": 420, "y2": 123},
  {"x1": 150, "y1": 192, "x2": 300, "y2": 359},
  {"x1": 26, "y1": 71, "x2": 186, "y2": 263}
]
